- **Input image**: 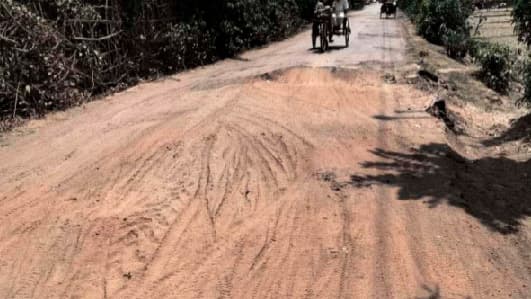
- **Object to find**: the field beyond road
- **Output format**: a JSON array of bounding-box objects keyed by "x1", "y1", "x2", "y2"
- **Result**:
[
  {"x1": 471, "y1": 7, "x2": 527, "y2": 54},
  {"x1": 0, "y1": 4, "x2": 530, "y2": 299}
]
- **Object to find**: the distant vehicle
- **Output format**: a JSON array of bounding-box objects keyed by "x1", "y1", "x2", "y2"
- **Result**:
[
  {"x1": 380, "y1": 1, "x2": 397, "y2": 19},
  {"x1": 312, "y1": 5, "x2": 351, "y2": 51},
  {"x1": 473, "y1": 0, "x2": 508, "y2": 10}
]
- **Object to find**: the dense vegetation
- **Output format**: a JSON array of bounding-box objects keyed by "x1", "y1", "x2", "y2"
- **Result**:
[
  {"x1": 3, "y1": 0, "x2": 366, "y2": 124},
  {"x1": 524, "y1": 59, "x2": 531, "y2": 103},
  {"x1": 398, "y1": 0, "x2": 531, "y2": 101},
  {"x1": 398, "y1": 0, "x2": 473, "y2": 59},
  {"x1": 512, "y1": 0, "x2": 531, "y2": 103},
  {"x1": 512, "y1": 0, "x2": 531, "y2": 48},
  {"x1": 475, "y1": 43, "x2": 513, "y2": 93}
]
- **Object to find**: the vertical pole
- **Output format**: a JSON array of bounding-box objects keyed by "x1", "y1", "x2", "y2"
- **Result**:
[{"x1": 13, "y1": 82, "x2": 20, "y2": 119}]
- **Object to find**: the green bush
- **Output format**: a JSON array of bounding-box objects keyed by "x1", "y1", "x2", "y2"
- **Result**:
[
  {"x1": 443, "y1": 28, "x2": 469, "y2": 58},
  {"x1": 398, "y1": 0, "x2": 473, "y2": 59},
  {"x1": 416, "y1": 0, "x2": 472, "y2": 45},
  {"x1": 1, "y1": 0, "x2": 316, "y2": 122},
  {"x1": 512, "y1": 0, "x2": 531, "y2": 48},
  {"x1": 397, "y1": 0, "x2": 420, "y2": 18},
  {"x1": 476, "y1": 43, "x2": 513, "y2": 94},
  {"x1": 523, "y1": 58, "x2": 531, "y2": 103},
  {"x1": 216, "y1": 0, "x2": 301, "y2": 56},
  {"x1": 0, "y1": 1, "x2": 86, "y2": 117},
  {"x1": 467, "y1": 39, "x2": 490, "y2": 60},
  {"x1": 156, "y1": 21, "x2": 217, "y2": 72}
]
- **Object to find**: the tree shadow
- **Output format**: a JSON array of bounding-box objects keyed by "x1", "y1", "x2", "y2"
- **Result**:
[
  {"x1": 394, "y1": 109, "x2": 427, "y2": 114},
  {"x1": 328, "y1": 45, "x2": 348, "y2": 51},
  {"x1": 309, "y1": 45, "x2": 348, "y2": 54},
  {"x1": 482, "y1": 113, "x2": 531, "y2": 146},
  {"x1": 349, "y1": 143, "x2": 531, "y2": 234},
  {"x1": 415, "y1": 284, "x2": 441, "y2": 299},
  {"x1": 373, "y1": 114, "x2": 432, "y2": 121}
]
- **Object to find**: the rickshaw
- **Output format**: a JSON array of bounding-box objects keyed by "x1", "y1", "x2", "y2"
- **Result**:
[
  {"x1": 312, "y1": 5, "x2": 351, "y2": 52},
  {"x1": 380, "y1": 1, "x2": 397, "y2": 19}
]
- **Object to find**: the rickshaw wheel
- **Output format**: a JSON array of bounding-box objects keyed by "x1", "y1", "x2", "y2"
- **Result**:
[
  {"x1": 344, "y1": 21, "x2": 350, "y2": 48},
  {"x1": 345, "y1": 33, "x2": 349, "y2": 48},
  {"x1": 319, "y1": 23, "x2": 328, "y2": 52}
]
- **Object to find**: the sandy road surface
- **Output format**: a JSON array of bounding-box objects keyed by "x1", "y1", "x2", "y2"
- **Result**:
[{"x1": 0, "y1": 4, "x2": 530, "y2": 299}]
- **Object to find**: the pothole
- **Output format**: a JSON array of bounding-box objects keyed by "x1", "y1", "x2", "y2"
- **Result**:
[{"x1": 255, "y1": 66, "x2": 365, "y2": 85}]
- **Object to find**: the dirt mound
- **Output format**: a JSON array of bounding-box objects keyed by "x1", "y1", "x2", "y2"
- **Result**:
[{"x1": 258, "y1": 67, "x2": 361, "y2": 85}]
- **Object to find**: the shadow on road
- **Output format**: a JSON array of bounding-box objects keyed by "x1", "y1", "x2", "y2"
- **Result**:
[
  {"x1": 482, "y1": 113, "x2": 531, "y2": 146},
  {"x1": 415, "y1": 284, "x2": 441, "y2": 299},
  {"x1": 309, "y1": 45, "x2": 349, "y2": 54},
  {"x1": 349, "y1": 143, "x2": 531, "y2": 234},
  {"x1": 373, "y1": 114, "x2": 432, "y2": 121}
]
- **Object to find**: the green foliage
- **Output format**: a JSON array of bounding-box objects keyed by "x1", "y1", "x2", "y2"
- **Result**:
[
  {"x1": 523, "y1": 57, "x2": 531, "y2": 103},
  {"x1": 398, "y1": 0, "x2": 473, "y2": 58},
  {"x1": 1, "y1": 0, "x2": 317, "y2": 121},
  {"x1": 512, "y1": 0, "x2": 531, "y2": 48},
  {"x1": 400, "y1": 0, "x2": 528, "y2": 98},
  {"x1": 397, "y1": 0, "x2": 421, "y2": 19},
  {"x1": 215, "y1": 0, "x2": 302, "y2": 56},
  {"x1": 0, "y1": 1, "x2": 85, "y2": 117},
  {"x1": 442, "y1": 28, "x2": 469, "y2": 58},
  {"x1": 296, "y1": 0, "x2": 317, "y2": 20},
  {"x1": 145, "y1": 21, "x2": 217, "y2": 73},
  {"x1": 154, "y1": 0, "x2": 305, "y2": 57},
  {"x1": 467, "y1": 39, "x2": 490, "y2": 60},
  {"x1": 416, "y1": 0, "x2": 472, "y2": 45},
  {"x1": 475, "y1": 43, "x2": 513, "y2": 94}
]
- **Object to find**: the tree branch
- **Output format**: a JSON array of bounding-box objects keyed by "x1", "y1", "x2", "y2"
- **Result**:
[
  {"x1": 0, "y1": 34, "x2": 17, "y2": 44},
  {"x1": 73, "y1": 30, "x2": 122, "y2": 41}
]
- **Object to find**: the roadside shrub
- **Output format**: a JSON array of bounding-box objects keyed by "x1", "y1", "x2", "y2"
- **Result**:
[
  {"x1": 0, "y1": 1, "x2": 85, "y2": 117},
  {"x1": 217, "y1": 0, "x2": 301, "y2": 56},
  {"x1": 476, "y1": 43, "x2": 513, "y2": 94},
  {"x1": 1, "y1": 0, "x2": 316, "y2": 122},
  {"x1": 397, "y1": 0, "x2": 421, "y2": 18},
  {"x1": 512, "y1": 0, "x2": 531, "y2": 48},
  {"x1": 399, "y1": 0, "x2": 473, "y2": 59},
  {"x1": 467, "y1": 39, "x2": 490, "y2": 61},
  {"x1": 416, "y1": 0, "x2": 472, "y2": 45},
  {"x1": 153, "y1": 21, "x2": 217, "y2": 73},
  {"x1": 295, "y1": 0, "x2": 315, "y2": 20},
  {"x1": 442, "y1": 28, "x2": 469, "y2": 59},
  {"x1": 523, "y1": 58, "x2": 531, "y2": 104}
]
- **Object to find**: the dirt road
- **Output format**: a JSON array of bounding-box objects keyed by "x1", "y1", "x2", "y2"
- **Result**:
[{"x1": 0, "y1": 5, "x2": 529, "y2": 299}]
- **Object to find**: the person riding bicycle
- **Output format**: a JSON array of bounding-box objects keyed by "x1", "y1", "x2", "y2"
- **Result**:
[
  {"x1": 315, "y1": 0, "x2": 349, "y2": 42},
  {"x1": 314, "y1": 0, "x2": 333, "y2": 41}
]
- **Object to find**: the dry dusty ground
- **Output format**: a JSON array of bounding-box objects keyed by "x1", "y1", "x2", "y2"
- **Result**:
[{"x1": 0, "y1": 4, "x2": 530, "y2": 299}]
